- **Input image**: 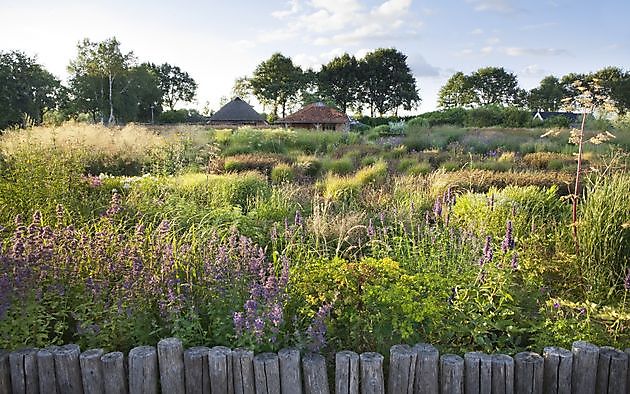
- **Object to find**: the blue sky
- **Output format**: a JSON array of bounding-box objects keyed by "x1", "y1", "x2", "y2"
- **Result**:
[{"x1": 1, "y1": 0, "x2": 628, "y2": 114}]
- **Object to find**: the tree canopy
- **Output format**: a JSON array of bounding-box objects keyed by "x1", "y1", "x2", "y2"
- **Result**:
[
  {"x1": 0, "y1": 51, "x2": 63, "y2": 129},
  {"x1": 249, "y1": 53, "x2": 304, "y2": 119}
]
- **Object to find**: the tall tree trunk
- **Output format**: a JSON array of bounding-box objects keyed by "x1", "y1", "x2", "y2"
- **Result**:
[{"x1": 108, "y1": 72, "x2": 115, "y2": 125}]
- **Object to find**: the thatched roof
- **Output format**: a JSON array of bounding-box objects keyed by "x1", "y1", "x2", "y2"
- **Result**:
[
  {"x1": 279, "y1": 102, "x2": 349, "y2": 124},
  {"x1": 210, "y1": 97, "x2": 265, "y2": 123}
]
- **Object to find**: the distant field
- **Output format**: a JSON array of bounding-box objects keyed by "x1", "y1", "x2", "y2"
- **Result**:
[{"x1": 0, "y1": 122, "x2": 628, "y2": 355}]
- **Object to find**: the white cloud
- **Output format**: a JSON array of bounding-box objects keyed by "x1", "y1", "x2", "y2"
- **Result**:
[
  {"x1": 521, "y1": 64, "x2": 547, "y2": 77},
  {"x1": 465, "y1": 0, "x2": 516, "y2": 13},
  {"x1": 471, "y1": 28, "x2": 484, "y2": 35},
  {"x1": 504, "y1": 47, "x2": 568, "y2": 56},
  {"x1": 272, "y1": 0, "x2": 301, "y2": 19},
  {"x1": 262, "y1": 0, "x2": 419, "y2": 46}
]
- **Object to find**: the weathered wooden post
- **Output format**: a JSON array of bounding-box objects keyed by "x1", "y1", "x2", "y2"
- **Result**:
[
  {"x1": 101, "y1": 351, "x2": 127, "y2": 394},
  {"x1": 491, "y1": 354, "x2": 514, "y2": 394},
  {"x1": 9, "y1": 348, "x2": 39, "y2": 394},
  {"x1": 209, "y1": 346, "x2": 233, "y2": 394},
  {"x1": 253, "y1": 352, "x2": 281, "y2": 394},
  {"x1": 389, "y1": 345, "x2": 416, "y2": 394},
  {"x1": 440, "y1": 354, "x2": 464, "y2": 394},
  {"x1": 80, "y1": 348, "x2": 105, "y2": 394},
  {"x1": 0, "y1": 350, "x2": 10, "y2": 394},
  {"x1": 157, "y1": 337, "x2": 185, "y2": 394},
  {"x1": 128, "y1": 345, "x2": 159, "y2": 394},
  {"x1": 514, "y1": 352, "x2": 543, "y2": 394},
  {"x1": 542, "y1": 347, "x2": 572, "y2": 394},
  {"x1": 595, "y1": 347, "x2": 627, "y2": 394},
  {"x1": 335, "y1": 351, "x2": 359, "y2": 394},
  {"x1": 464, "y1": 352, "x2": 492, "y2": 394},
  {"x1": 184, "y1": 346, "x2": 211, "y2": 394},
  {"x1": 413, "y1": 343, "x2": 439, "y2": 394},
  {"x1": 302, "y1": 353, "x2": 330, "y2": 394},
  {"x1": 278, "y1": 348, "x2": 302, "y2": 394},
  {"x1": 360, "y1": 352, "x2": 385, "y2": 394},
  {"x1": 37, "y1": 347, "x2": 58, "y2": 394},
  {"x1": 54, "y1": 344, "x2": 84, "y2": 394},
  {"x1": 571, "y1": 341, "x2": 599, "y2": 394},
  {"x1": 232, "y1": 348, "x2": 255, "y2": 394}
]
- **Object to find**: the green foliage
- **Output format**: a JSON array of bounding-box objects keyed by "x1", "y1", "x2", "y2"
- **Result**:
[
  {"x1": 319, "y1": 54, "x2": 360, "y2": 113},
  {"x1": 577, "y1": 173, "x2": 630, "y2": 292},
  {"x1": 359, "y1": 48, "x2": 420, "y2": 116},
  {"x1": 249, "y1": 53, "x2": 304, "y2": 118},
  {"x1": 145, "y1": 62, "x2": 197, "y2": 111},
  {"x1": 271, "y1": 163, "x2": 295, "y2": 184},
  {"x1": 0, "y1": 50, "x2": 64, "y2": 129},
  {"x1": 323, "y1": 157, "x2": 355, "y2": 175}
]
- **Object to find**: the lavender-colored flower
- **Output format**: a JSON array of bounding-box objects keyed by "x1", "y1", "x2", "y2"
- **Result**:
[
  {"x1": 157, "y1": 219, "x2": 170, "y2": 236},
  {"x1": 479, "y1": 236, "x2": 493, "y2": 266},
  {"x1": 553, "y1": 302, "x2": 560, "y2": 309},
  {"x1": 501, "y1": 220, "x2": 515, "y2": 253},
  {"x1": 294, "y1": 210, "x2": 303, "y2": 227},
  {"x1": 233, "y1": 312, "x2": 245, "y2": 336},
  {"x1": 433, "y1": 198, "x2": 442, "y2": 218},
  {"x1": 367, "y1": 219, "x2": 375, "y2": 238},
  {"x1": 307, "y1": 303, "x2": 333, "y2": 352},
  {"x1": 253, "y1": 317, "x2": 265, "y2": 340},
  {"x1": 511, "y1": 253, "x2": 518, "y2": 270},
  {"x1": 270, "y1": 224, "x2": 278, "y2": 242},
  {"x1": 104, "y1": 193, "x2": 122, "y2": 217},
  {"x1": 624, "y1": 269, "x2": 630, "y2": 291}
]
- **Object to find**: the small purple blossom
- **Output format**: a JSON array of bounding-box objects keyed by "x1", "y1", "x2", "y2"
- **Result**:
[
  {"x1": 479, "y1": 236, "x2": 493, "y2": 266},
  {"x1": 624, "y1": 269, "x2": 630, "y2": 291},
  {"x1": 367, "y1": 219, "x2": 375, "y2": 238},
  {"x1": 510, "y1": 253, "x2": 518, "y2": 270},
  {"x1": 433, "y1": 198, "x2": 442, "y2": 219},
  {"x1": 501, "y1": 220, "x2": 515, "y2": 253}
]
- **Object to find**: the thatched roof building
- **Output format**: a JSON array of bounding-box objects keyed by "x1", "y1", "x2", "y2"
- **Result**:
[
  {"x1": 278, "y1": 102, "x2": 349, "y2": 131},
  {"x1": 210, "y1": 97, "x2": 266, "y2": 126}
]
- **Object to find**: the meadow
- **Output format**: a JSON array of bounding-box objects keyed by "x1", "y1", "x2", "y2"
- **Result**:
[{"x1": 0, "y1": 121, "x2": 628, "y2": 359}]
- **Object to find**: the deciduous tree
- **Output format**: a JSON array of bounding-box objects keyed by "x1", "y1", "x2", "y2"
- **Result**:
[
  {"x1": 527, "y1": 76, "x2": 566, "y2": 111},
  {"x1": 437, "y1": 71, "x2": 475, "y2": 109},
  {"x1": 0, "y1": 50, "x2": 63, "y2": 129},
  {"x1": 147, "y1": 63, "x2": 197, "y2": 111},
  {"x1": 359, "y1": 48, "x2": 420, "y2": 116},
  {"x1": 469, "y1": 67, "x2": 520, "y2": 106},
  {"x1": 68, "y1": 37, "x2": 135, "y2": 124},
  {"x1": 249, "y1": 53, "x2": 304, "y2": 118},
  {"x1": 318, "y1": 54, "x2": 360, "y2": 113}
]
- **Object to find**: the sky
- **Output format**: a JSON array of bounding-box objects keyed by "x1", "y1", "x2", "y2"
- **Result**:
[{"x1": 1, "y1": 0, "x2": 629, "y2": 115}]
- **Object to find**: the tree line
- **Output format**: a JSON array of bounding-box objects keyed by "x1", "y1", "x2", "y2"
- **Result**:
[
  {"x1": 438, "y1": 66, "x2": 630, "y2": 114},
  {"x1": 0, "y1": 37, "x2": 198, "y2": 130},
  {"x1": 236, "y1": 48, "x2": 420, "y2": 119}
]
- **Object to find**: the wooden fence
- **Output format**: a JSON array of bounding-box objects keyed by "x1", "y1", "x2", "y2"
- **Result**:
[{"x1": 0, "y1": 338, "x2": 628, "y2": 394}]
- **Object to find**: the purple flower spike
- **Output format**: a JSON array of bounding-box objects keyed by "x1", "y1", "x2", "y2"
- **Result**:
[
  {"x1": 501, "y1": 220, "x2": 515, "y2": 253},
  {"x1": 510, "y1": 253, "x2": 518, "y2": 270},
  {"x1": 624, "y1": 269, "x2": 630, "y2": 291}
]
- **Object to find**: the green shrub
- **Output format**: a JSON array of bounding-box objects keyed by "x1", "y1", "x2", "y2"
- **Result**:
[
  {"x1": 372, "y1": 124, "x2": 391, "y2": 135},
  {"x1": 355, "y1": 161, "x2": 388, "y2": 186},
  {"x1": 324, "y1": 157, "x2": 355, "y2": 175},
  {"x1": 465, "y1": 106, "x2": 505, "y2": 128},
  {"x1": 296, "y1": 156, "x2": 323, "y2": 178},
  {"x1": 407, "y1": 161, "x2": 432, "y2": 175},
  {"x1": 271, "y1": 163, "x2": 295, "y2": 184},
  {"x1": 396, "y1": 158, "x2": 417, "y2": 173},
  {"x1": 221, "y1": 153, "x2": 290, "y2": 174},
  {"x1": 321, "y1": 174, "x2": 361, "y2": 201}
]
